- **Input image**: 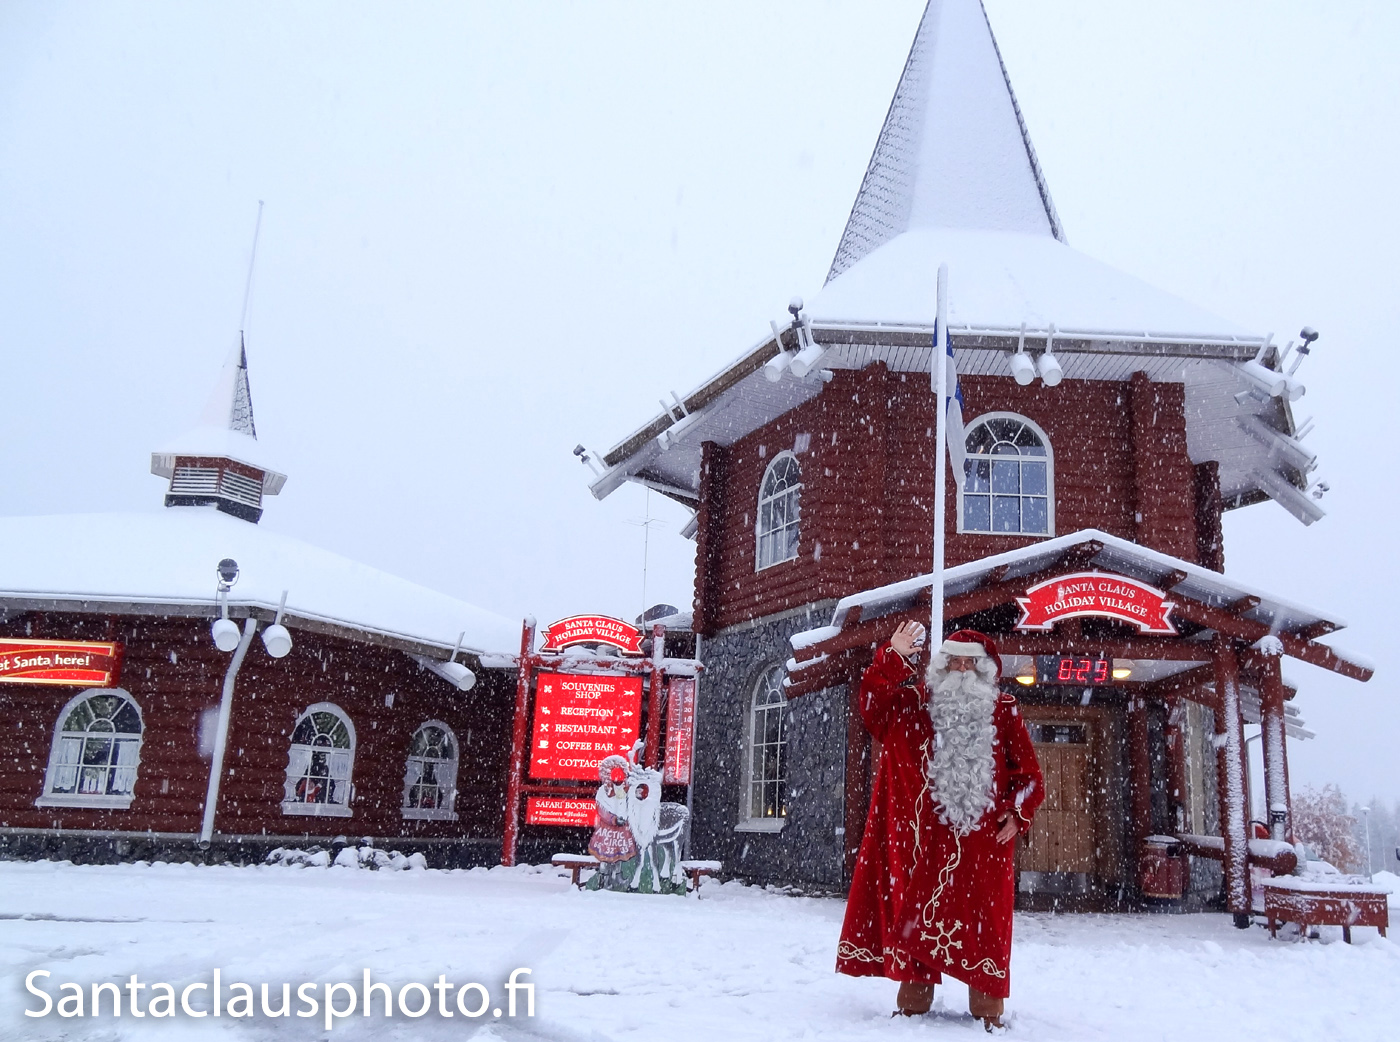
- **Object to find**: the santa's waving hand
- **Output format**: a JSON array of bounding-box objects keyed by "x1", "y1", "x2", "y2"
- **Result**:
[{"x1": 836, "y1": 625, "x2": 1043, "y2": 1031}]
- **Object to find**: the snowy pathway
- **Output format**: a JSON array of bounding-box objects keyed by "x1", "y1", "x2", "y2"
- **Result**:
[{"x1": 2, "y1": 860, "x2": 1395, "y2": 1041}]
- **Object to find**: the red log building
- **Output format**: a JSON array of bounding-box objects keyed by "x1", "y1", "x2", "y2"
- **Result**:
[
  {"x1": 0, "y1": 348, "x2": 520, "y2": 865},
  {"x1": 585, "y1": 0, "x2": 1372, "y2": 913}
]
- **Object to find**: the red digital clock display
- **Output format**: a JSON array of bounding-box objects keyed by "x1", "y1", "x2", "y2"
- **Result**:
[
  {"x1": 1031, "y1": 655, "x2": 1114, "y2": 685},
  {"x1": 1058, "y1": 656, "x2": 1110, "y2": 683}
]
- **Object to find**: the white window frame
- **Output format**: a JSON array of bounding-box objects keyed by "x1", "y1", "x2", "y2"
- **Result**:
[
  {"x1": 401, "y1": 719, "x2": 459, "y2": 821},
  {"x1": 281, "y1": 702, "x2": 357, "y2": 818},
  {"x1": 755, "y1": 451, "x2": 803, "y2": 571},
  {"x1": 36, "y1": 688, "x2": 144, "y2": 810},
  {"x1": 956, "y1": 411, "x2": 1055, "y2": 537},
  {"x1": 735, "y1": 664, "x2": 789, "y2": 832}
]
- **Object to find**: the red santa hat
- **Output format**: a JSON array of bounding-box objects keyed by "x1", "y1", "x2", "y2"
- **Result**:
[{"x1": 939, "y1": 629, "x2": 1002, "y2": 676}]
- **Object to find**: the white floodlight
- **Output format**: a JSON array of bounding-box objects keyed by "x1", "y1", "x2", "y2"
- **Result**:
[
  {"x1": 437, "y1": 660, "x2": 477, "y2": 691},
  {"x1": 262, "y1": 624, "x2": 293, "y2": 658},
  {"x1": 261, "y1": 589, "x2": 293, "y2": 658},
  {"x1": 1238, "y1": 360, "x2": 1287, "y2": 398},
  {"x1": 787, "y1": 320, "x2": 827, "y2": 379},
  {"x1": 1037, "y1": 351, "x2": 1063, "y2": 387},
  {"x1": 764, "y1": 320, "x2": 794, "y2": 382},
  {"x1": 211, "y1": 617, "x2": 242, "y2": 652},
  {"x1": 1008, "y1": 352, "x2": 1036, "y2": 385}
]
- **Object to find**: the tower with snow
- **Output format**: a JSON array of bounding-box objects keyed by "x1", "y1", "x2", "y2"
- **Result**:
[
  {"x1": 150, "y1": 341, "x2": 287, "y2": 522},
  {"x1": 584, "y1": 0, "x2": 1372, "y2": 915}
]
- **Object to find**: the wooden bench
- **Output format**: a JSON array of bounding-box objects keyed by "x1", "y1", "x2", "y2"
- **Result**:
[
  {"x1": 678, "y1": 859, "x2": 722, "y2": 891},
  {"x1": 1262, "y1": 879, "x2": 1390, "y2": 943},
  {"x1": 551, "y1": 854, "x2": 599, "y2": 887},
  {"x1": 552, "y1": 854, "x2": 722, "y2": 891}
]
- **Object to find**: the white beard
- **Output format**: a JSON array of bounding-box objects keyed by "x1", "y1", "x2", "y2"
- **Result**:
[{"x1": 924, "y1": 664, "x2": 1000, "y2": 834}]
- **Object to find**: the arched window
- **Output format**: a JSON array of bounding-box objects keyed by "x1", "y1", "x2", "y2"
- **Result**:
[
  {"x1": 36, "y1": 689, "x2": 143, "y2": 809},
  {"x1": 755, "y1": 452, "x2": 802, "y2": 570},
  {"x1": 959, "y1": 413, "x2": 1054, "y2": 536},
  {"x1": 402, "y1": 721, "x2": 459, "y2": 821},
  {"x1": 739, "y1": 665, "x2": 789, "y2": 828},
  {"x1": 281, "y1": 703, "x2": 355, "y2": 817}
]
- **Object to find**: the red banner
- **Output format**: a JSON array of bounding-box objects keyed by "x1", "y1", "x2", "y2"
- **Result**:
[
  {"x1": 663, "y1": 677, "x2": 697, "y2": 785},
  {"x1": 1015, "y1": 572, "x2": 1176, "y2": 635},
  {"x1": 540, "y1": 615, "x2": 644, "y2": 655},
  {"x1": 0, "y1": 639, "x2": 123, "y2": 687},
  {"x1": 529, "y1": 673, "x2": 642, "y2": 781},
  {"x1": 525, "y1": 797, "x2": 597, "y2": 827}
]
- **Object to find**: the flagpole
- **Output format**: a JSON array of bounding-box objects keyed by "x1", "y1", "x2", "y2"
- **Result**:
[{"x1": 931, "y1": 262, "x2": 949, "y2": 648}]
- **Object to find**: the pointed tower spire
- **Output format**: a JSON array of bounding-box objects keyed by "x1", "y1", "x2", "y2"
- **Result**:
[
  {"x1": 828, "y1": 0, "x2": 1063, "y2": 282},
  {"x1": 152, "y1": 343, "x2": 286, "y2": 523}
]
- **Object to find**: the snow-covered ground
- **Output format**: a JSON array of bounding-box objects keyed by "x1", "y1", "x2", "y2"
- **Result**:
[{"x1": 3, "y1": 859, "x2": 1396, "y2": 1041}]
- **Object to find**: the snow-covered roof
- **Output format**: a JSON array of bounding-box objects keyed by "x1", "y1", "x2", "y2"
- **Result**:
[
  {"x1": 811, "y1": 229, "x2": 1250, "y2": 339},
  {"x1": 829, "y1": 0, "x2": 1062, "y2": 280},
  {"x1": 588, "y1": 3, "x2": 1323, "y2": 529},
  {"x1": 0, "y1": 508, "x2": 519, "y2": 661},
  {"x1": 784, "y1": 527, "x2": 1371, "y2": 684},
  {"x1": 150, "y1": 341, "x2": 286, "y2": 487}
]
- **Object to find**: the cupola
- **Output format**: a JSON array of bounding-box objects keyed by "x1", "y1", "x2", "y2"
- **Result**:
[{"x1": 150, "y1": 340, "x2": 286, "y2": 522}]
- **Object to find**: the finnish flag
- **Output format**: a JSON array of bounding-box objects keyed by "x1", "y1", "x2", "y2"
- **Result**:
[{"x1": 937, "y1": 327, "x2": 966, "y2": 475}]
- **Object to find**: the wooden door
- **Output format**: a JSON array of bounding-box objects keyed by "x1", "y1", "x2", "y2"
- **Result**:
[{"x1": 1018, "y1": 720, "x2": 1095, "y2": 873}]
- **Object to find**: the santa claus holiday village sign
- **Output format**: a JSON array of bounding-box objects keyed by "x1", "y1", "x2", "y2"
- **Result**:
[{"x1": 1015, "y1": 572, "x2": 1176, "y2": 635}]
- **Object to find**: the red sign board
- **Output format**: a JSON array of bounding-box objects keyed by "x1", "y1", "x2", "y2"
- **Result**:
[
  {"x1": 529, "y1": 672, "x2": 642, "y2": 781},
  {"x1": 0, "y1": 639, "x2": 123, "y2": 687},
  {"x1": 663, "y1": 677, "x2": 697, "y2": 785},
  {"x1": 541, "y1": 615, "x2": 644, "y2": 655},
  {"x1": 1016, "y1": 572, "x2": 1176, "y2": 635},
  {"x1": 525, "y1": 797, "x2": 597, "y2": 827}
]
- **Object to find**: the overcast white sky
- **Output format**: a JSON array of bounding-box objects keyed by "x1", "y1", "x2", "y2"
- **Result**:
[{"x1": 1, "y1": 2, "x2": 1396, "y2": 805}]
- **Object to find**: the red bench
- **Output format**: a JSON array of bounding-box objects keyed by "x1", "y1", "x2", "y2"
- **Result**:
[{"x1": 1262, "y1": 879, "x2": 1389, "y2": 943}]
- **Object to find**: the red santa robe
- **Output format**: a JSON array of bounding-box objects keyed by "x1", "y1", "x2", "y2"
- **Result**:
[{"x1": 836, "y1": 644, "x2": 1044, "y2": 999}]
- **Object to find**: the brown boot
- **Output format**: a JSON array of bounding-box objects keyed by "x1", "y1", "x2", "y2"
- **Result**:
[
  {"x1": 968, "y1": 987, "x2": 1005, "y2": 1032},
  {"x1": 894, "y1": 981, "x2": 934, "y2": 1016}
]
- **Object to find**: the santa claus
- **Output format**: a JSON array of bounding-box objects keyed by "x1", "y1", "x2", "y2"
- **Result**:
[{"x1": 836, "y1": 623, "x2": 1043, "y2": 1030}]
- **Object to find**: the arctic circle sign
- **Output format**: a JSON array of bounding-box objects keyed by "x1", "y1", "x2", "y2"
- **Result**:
[{"x1": 1015, "y1": 572, "x2": 1176, "y2": 635}]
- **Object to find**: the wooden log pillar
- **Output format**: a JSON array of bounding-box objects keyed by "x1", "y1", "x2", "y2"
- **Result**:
[
  {"x1": 501, "y1": 616, "x2": 537, "y2": 867},
  {"x1": 644, "y1": 625, "x2": 666, "y2": 769},
  {"x1": 1257, "y1": 651, "x2": 1293, "y2": 843},
  {"x1": 843, "y1": 661, "x2": 873, "y2": 885},
  {"x1": 692, "y1": 441, "x2": 727, "y2": 636},
  {"x1": 1212, "y1": 636, "x2": 1251, "y2": 920},
  {"x1": 1128, "y1": 694, "x2": 1154, "y2": 868},
  {"x1": 1163, "y1": 695, "x2": 1189, "y2": 834}
]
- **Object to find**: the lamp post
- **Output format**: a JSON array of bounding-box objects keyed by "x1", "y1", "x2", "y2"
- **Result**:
[{"x1": 1361, "y1": 805, "x2": 1372, "y2": 877}]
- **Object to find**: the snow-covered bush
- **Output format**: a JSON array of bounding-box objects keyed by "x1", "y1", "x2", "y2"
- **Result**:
[{"x1": 265, "y1": 845, "x2": 426, "y2": 870}]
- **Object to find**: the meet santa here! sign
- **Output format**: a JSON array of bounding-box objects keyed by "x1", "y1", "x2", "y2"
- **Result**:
[
  {"x1": 0, "y1": 639, "x2": 123, "y2": 687},
  {"x1": 1015, "y1": 572, "x2": 1176, "y2": 634},
  {"x1": 529, "y1": 672, "x2": 642, "y2": 781}
]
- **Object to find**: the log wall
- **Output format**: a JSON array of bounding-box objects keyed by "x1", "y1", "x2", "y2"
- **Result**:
[
  {"x1": 0, "y1": 612, "x2": 513, "y2": 845},
  {"x1": 695, "y1": 365, "x2": 1207, "y2": 633}
]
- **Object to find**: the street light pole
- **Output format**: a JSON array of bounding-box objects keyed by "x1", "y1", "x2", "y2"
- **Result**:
[{"x1": 1361, "y1": 806, "x2": 1373, "y2": 877}]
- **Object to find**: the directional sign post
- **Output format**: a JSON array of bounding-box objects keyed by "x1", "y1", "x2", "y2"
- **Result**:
[{"x1": 529, "y1": 673, "x2": 642, "y2": 781}]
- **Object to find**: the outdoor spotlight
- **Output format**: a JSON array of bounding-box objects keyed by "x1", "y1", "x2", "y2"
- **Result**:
[
  {"x1": 763, "y1": 352, "x2": 793, "y2": 382},
  {"x1": 1112, "y1": 664, "x2": 1133, "y2": 680},
  {"x1": 1008, "y1": 351, "x2": 1036, "y2": 386},
  {"x1": 1015, "y1": 672, "x2": 1036, "y2": 687},
  {"x1": 216, "y1": 558, "x2": 240, "y2": 588},
  {"x1": 1282, "y1": 378, "x2": 1305, "y2": 402},
  {"x1": 438, "y1": 660, "x2": 477, "y2": 691},
  {"x1": 211, "y1": 617, "x2": 242, "y2": 652},
  {"x1": 1239, "y1": 360, "x2": 1287, "y2": 398},
  {"x1": 261, "y1": 623, "x2": 293, "y2": 659},
  {"x1": 1037, "y1": 351, "x2": 1063, "y2": 387}
]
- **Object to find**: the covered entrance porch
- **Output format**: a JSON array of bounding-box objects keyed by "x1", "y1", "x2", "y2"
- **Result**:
[{"x1": 785, "y1": 529, "x2": 1372, "y2": 915}]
